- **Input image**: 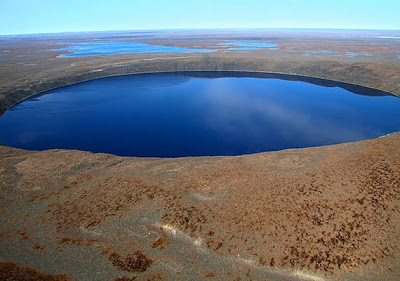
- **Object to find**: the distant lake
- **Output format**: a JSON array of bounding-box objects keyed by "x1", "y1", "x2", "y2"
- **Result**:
[
  {"x1": 0, "y1": 72, "x2": 399, "y2": 157},
  {"x1": 219, "y1": 42, "x2": 278, "y2": 51},
  {"x1": 54, "y1": 41, "x2": 214, "y2": 57}
]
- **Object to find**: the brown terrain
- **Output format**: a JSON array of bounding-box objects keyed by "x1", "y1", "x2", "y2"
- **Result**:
[{"x1": 0, "y1": 30, "x2": 399, "y2": 280}]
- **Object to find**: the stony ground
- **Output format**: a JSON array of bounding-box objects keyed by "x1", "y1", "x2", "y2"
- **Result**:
[{"x1": 0, "y1": 132, "x2": 399, "y2": 280}]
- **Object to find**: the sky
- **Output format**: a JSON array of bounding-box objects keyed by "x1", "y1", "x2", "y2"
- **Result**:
[{"x1": 0, "y1": 0, "x2": 399, "y2": 35}]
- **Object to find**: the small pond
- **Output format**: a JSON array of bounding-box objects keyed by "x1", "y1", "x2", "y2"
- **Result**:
[{"x1": 219, "y1": 42, "x2": 278, "y2": 51}]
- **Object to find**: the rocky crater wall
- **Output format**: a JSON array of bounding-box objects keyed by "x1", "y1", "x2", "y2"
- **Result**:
[{"x1": 1, "y1": 55, "x2": 400, "y2": 116}]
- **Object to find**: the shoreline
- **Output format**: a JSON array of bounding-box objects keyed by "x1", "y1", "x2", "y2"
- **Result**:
[
  {"x1": 0, "y1": 131, "x2": 399, "y2": 280},
  {"x1": 1, "y1": 70, "x2": 399, "y2": 159},
  {"x1": 1, "y1": 55, "x2": 400, "y2": 117}
]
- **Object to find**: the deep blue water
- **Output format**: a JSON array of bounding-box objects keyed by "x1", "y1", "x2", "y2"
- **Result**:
[
  {"x1": 0, "y1": 73, "x2": 399, "y2": 157},
  {"x1": 54, "y1": 41, "x2": 214, "y2": 57}
]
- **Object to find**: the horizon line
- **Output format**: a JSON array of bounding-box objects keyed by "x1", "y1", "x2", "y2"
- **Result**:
[{"x1": 2, "y1": 27, "x2": 400, "y2": 37}]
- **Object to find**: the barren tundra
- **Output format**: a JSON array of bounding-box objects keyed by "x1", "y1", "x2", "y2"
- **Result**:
[{"x1": 0, "y1": 30, "x2": 400, "y2": 280}]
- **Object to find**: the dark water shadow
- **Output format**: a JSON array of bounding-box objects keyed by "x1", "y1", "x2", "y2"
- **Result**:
[{"x1": 178, "y1": 71, "x2": 393, "y2": 97}]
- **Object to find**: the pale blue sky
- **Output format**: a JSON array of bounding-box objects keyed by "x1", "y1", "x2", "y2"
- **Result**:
[{"x1": 0, "y1": 0, "x2": 399, "y2": 35}]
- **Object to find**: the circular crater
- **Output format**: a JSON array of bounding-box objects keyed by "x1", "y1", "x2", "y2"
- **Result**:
[{"x1": 0, "y1": 71, "x2": 399, "y2": 157}]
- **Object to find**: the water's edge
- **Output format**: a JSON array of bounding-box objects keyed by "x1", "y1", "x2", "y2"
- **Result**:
[{"x1": 1, "y1": 57, "x2": 398, "y2": 117}]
